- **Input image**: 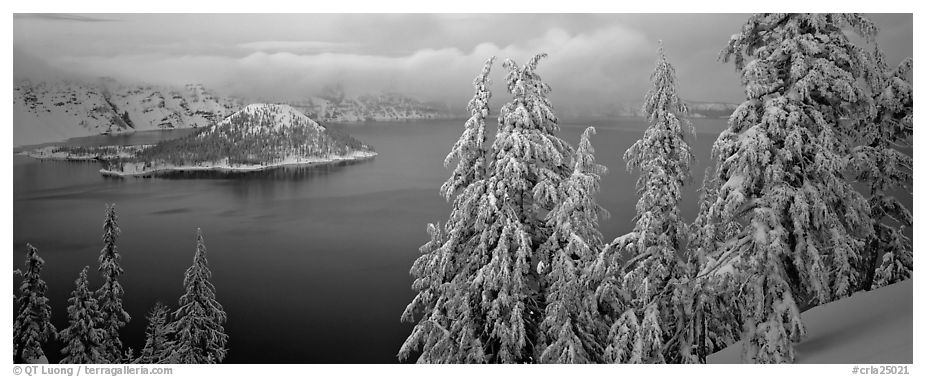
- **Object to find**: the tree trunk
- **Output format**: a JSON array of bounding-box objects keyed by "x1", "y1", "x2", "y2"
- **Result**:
[
  {"x1": 862, "y1": 235, "x2": 881, "y2": 291},
  {"x1": 14, "y1": 343, "x2": 24, "y2": 364},
  {"x1": 697, "y1": 302, "x2": 707, "y2": 363}
]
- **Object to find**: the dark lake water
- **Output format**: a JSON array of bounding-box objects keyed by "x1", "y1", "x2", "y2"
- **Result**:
[{"x1": 12, "y1": 117, "x2": 744, "y2": 363}]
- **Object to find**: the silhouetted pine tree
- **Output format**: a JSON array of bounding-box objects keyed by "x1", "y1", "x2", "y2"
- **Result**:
[
  {"x1": 13, "y1": 244, "x2": 56, "y2": 364},
  {"x1": 172, "y1": 229, "x2": 228, "y2": 363},
  {"x1": 97, "y1": 204, "x2": 131, "y2": 361},
  {"x1": 137, "y1": 302, "x2": 174, "y2": 364},
  {"x1": 59, "y1": 266, "x2": 107, "y2": 364}
]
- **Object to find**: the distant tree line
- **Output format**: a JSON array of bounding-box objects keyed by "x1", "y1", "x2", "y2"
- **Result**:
[{"x1": 39, "y1": 145, "x2": 148, "y2": 161}]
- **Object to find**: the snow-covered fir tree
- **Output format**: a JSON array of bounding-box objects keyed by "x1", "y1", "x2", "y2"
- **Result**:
[
  {"x1": 13, "y1": 244, "x2": 56, "y2": 364},
  {"x1": 12, "y1": 269, "x2": 19, "y2": 361},
  {"x1": 537, "y1": 127, "x2": 607, "y2": 363},
  {"x1": 440, "y1": 56, "x2": 496, "y2": 199},
  {"x1": 96, "y1": 204, "x2": 131, "y2": 361},
  {"x1": 480, "y1": 53, "x2": 575, "y2": 362},
  {"x1": 707, "y1": 13, "x2": 879, "y2": 363},
  {"x1": 685, "y1": 168, "x2": 743, "y2": 362},
  {"x1": 850, "y1": 47, "x2": 913, "y2": 290},
  {"x1": 172, "y1": 229, "x2": 228, "y2": 364},
  {"x1": 400, "y1": 53, "x2": 575, "y2": 363},
  {"x1": 595, "y1": 43, "x2": 696, "y2": 364},
  {"x1": 400, "y1": 57, "x2": 497, "y2": 363},
  {"x1": 137, "y1": 302, "x2": 174, "y2": 364},
  {"x1": 59, "y1": 266, "x2": 107, "y2": 364}
]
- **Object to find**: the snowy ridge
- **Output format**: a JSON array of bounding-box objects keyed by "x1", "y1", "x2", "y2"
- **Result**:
[
  {"x1": 107, "y1": 82, "x2": 240, "y2": 131},
  {"x1": 14, "y1": 79, "x2": 450, "y2": 147},
  {"x1": 14, "y1": 81, "x2": 131, "y2": 146},
  {"x1": 14, "y1": 80, "x2": 242, "y2": 147}
]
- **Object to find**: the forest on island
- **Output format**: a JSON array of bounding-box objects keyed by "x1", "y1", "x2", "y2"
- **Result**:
[{"x1": 107, "y1": 105, "x2": 373, "y2": 171}]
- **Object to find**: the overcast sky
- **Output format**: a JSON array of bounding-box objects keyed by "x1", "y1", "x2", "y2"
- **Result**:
[{"x1": 13, "y1": 13, "x2": 913, "y2": 109}]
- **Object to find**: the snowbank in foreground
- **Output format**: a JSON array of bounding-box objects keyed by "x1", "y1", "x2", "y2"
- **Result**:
[
  {"x1": 99, "y1": 151, "x2": 377, "y2": 177},
  {"x1": 709, "y1": 279, "x2": 912, "y2": 363}
]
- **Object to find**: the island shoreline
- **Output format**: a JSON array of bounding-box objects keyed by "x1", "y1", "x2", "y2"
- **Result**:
[{"x1": 98, "y1": 151, "x2": 378, "y2": 178}]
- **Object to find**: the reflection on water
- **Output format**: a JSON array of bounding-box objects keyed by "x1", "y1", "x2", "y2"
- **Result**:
[{"x1": 152, "y1": 158, "x2": 375, "y2": 181}]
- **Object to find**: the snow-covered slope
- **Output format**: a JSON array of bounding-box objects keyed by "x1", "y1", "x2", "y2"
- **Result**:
[
  {"x1": 14, "y1": 79, "x2": 451, "y2": 147},
  {"x1": 200, "y1": 103, "x2": 329, "y2": 137},
  {"x1": 709, "y1": 279, "x2": 913, "y2": 363},
  {"x1": 106, "y1": 83, "x2": 240, "y2": 131},
  {"x1": 13, "y1": 80, "x2": 242, "y2": 147},
  {"x1": 14, "y1": 81, "x2": 131, "y2": 146}
]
